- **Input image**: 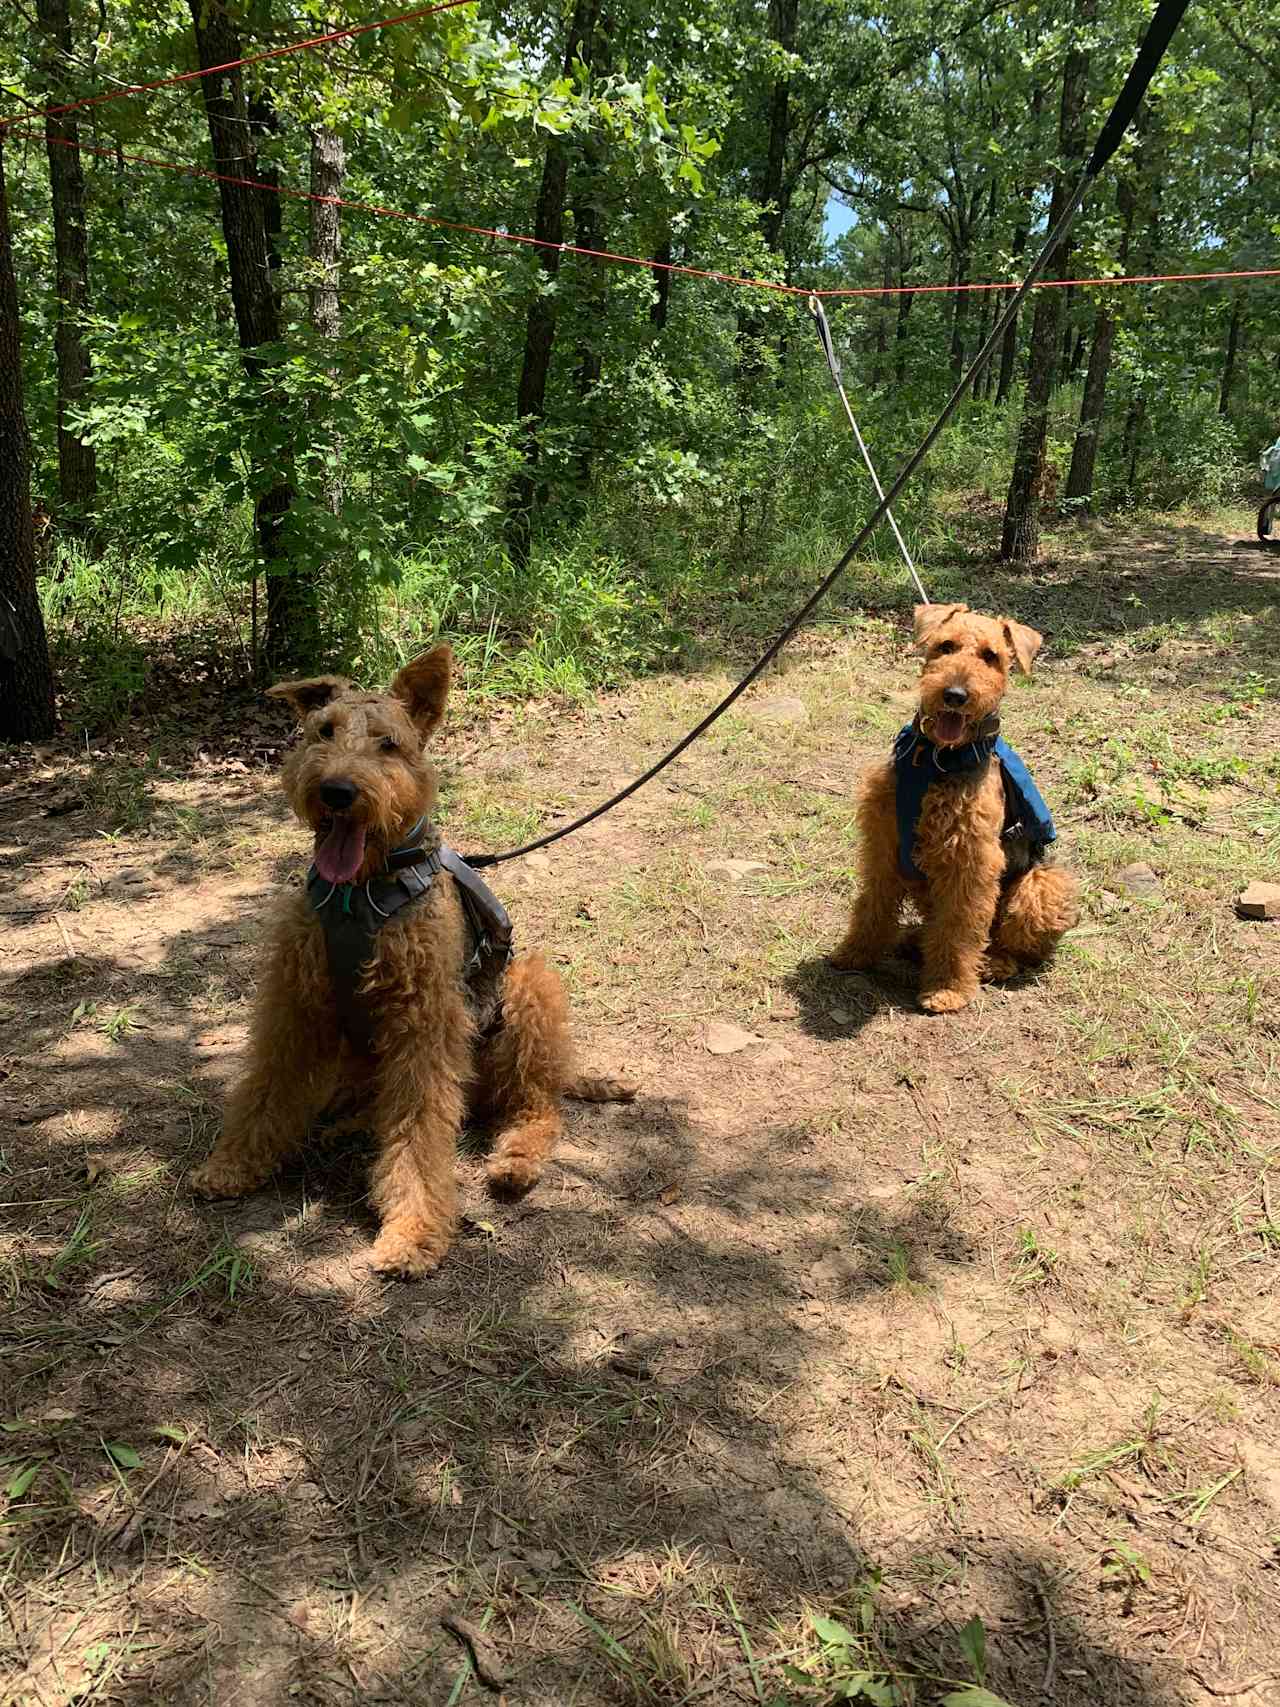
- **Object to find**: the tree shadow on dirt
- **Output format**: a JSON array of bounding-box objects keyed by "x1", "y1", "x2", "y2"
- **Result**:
[{"x1": 0, "y1": 786, "x2": 1229, "y2": 1707}]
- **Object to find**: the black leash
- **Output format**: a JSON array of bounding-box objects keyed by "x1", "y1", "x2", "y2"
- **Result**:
[{"x1": 467, "y1": 0, "x2": 1193, "y2": 872}]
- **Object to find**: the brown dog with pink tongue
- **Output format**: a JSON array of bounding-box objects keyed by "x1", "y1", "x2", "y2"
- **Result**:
[{"x1": 188, "y1": 645, "x2": 607, "y2": 1277}]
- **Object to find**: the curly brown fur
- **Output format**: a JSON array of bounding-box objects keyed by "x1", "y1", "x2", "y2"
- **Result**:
[
  {"x1": 190, "y1": 644, "x2": 579, "y2": 1276},
  {"x1": 831, "y1": 603, "x2": 1078, "y2": 1014}
]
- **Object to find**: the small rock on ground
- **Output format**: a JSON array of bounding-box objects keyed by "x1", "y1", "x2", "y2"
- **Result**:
[{"x1": 1237, "y1": 881, "x2": 1280, "y2": 920}]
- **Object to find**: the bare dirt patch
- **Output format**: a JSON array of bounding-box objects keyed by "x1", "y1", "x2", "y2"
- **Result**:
[{"x1": 3, "y1": 515, "x2": 1280, "y2": 1706}]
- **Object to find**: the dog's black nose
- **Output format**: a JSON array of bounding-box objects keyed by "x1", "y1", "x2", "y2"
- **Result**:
[
  {"x1": 942, "y1": 685, "x2": 969, "y2": 708},
  {"x1": 319, "y1": 779, "x2": 358, "y2": 811}
]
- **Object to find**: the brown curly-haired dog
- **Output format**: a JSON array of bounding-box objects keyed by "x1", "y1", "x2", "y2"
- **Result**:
[
  {"x1": 190, "y1": 644, "x2": 585, "y2": 1276},
  {"x1": 831, "y1": 603, "x2": 1077, "y2": 1014}
]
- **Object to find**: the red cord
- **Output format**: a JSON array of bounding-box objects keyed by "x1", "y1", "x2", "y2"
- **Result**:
[
  {"x1": 0, "y1": 0, "x2": 477, "y2": 131},
  {"x1": 16, "y1": 124, "x2": 1280, "y2": 302}
]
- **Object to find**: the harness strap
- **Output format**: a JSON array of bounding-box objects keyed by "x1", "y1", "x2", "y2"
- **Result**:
[{"x1": 306, "y1": 827, "x2": 513, "y2": 1055}]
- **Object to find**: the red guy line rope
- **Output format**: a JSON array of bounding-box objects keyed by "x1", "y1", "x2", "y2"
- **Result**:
[
  {"x1": 0, "y1": 0, "x2": 478, "y2": 131},
  {"x1": 19, "y1": 125, "x2": 1280, "y2": 301}
]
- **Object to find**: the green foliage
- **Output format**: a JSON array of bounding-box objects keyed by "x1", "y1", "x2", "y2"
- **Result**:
[{"x1": 6, "y1": 0, "x2": 1278, "y2": 701}]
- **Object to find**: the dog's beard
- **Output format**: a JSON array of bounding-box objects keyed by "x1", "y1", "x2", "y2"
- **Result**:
[{"x1": 315, "y1": 817, "x2": 367, "y2": 883}]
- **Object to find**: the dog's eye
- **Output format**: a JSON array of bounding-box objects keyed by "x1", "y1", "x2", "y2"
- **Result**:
[
  {"x1": 380, "y1": 737, "x2": 398, "y2": 754},
  {"x1": 318, "y1": 721, "x2": 334, "y2": 739},
  {"x1": 981, "y1": 648, "x2": 1000, "y2": 666},
  {"x1": 934, "y1": 640, "x2": 958, "y2": 656}
]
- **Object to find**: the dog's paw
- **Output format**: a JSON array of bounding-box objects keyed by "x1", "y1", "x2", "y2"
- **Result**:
[
  {"x1": 919, "y1": 987, "x2": 973, "y2": 1015},
  {"x1": 980, "y1": 952, "x2": 1019, "y2": 983},
  {"x1": 189, "y1": 1157, "x2": 261, "y2": 1200},
  {"x1": 828, "y1": 947, "x2": 879, "y2": 974},
  {"x1": 367, "y1": 1225, "x2": 447, "y2": 1280},
  {"x1": 486, "y1": 1152, "x2": 543, "y2": 1198}
]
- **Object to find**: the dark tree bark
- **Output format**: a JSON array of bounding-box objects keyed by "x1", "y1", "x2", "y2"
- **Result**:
[
  {"x1": 995, "y1": 86, "x2": 1043, "y2": 408},
  {"x1": 1065, "y1": 179, "x2": 1136, "y2": 507},
  {"x1": 37, "y1": 0, "x2": 97, "y2": 530},
  {"x1": 0, "y1": 137, "x2": 57, "y2": 742},
  {"x1": 758, "y1": 0, "x2": 798, "y2": 253},
  {"x1": 187, "y1": 0, "x2": 313, "y2": 671},
  {"x1": 650, "y1": 235, "x2": 672, "y2": 330},
  {"x1": 1219, "y1": 297, "x2": 1243, "y2": 418},
  {"x1": 1000, "y1": 1, "x2": 1094, "y2": 563},
  {"x1": 505, "y1": 0, "x2": 601, "y2": 562},
  {"x1": 308, "y1": 126, "x2": 345, "y2": 516},
  {"x1": 736, "y1": 0, "x2": 797, "y2": 373},
  {"x1": 893, "y1": 227, "x2": 914, "y2": 388}
]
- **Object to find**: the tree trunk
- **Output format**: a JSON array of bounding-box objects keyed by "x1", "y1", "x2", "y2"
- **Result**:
[
  {"x1": 948, "y1": 242, "x2": 971, "y2": 384},
  {"x1": 505, "y1": 0, "x2": 601, "y2": 562},
  {"x1": 187, "y1": 0, "x2": 312, "y2": 672},
  {"x1": 1065, "y1": 179, "x2": 1135, "y2": 507},
  {"x1": 995, "y1": 87, "x2": 1043, "y2": 408},
  {"x1": 37, "y1": 0, "x2": 97, "y2": 531},
  {"x1": 758, "y1": 0, "x2": 798, "y2": 253},
  {"x1": 1062, "y1": 306, "x2": 1115, "y2": 506},
  {"x1": 893, "y1": 230, "x2": 913, "y2": 388},
  {"x1": 571, "y1": 120, "x2": 609, "y2": 487},
  {"x1": 737, "y1": 0, "x2": 797, "y2": 373},
  {"x1": 1000, "y1": 4, "x2": 1093, "y2": 563},
  {"x1": 650, "y1": 235, "x2": 672, "y2": 331},
  {"x1": 308, "y1": 126, "x2": 345, "y2": 516},
  {"x1": 1219, "y1": 296, "x2": 1242, "y2": 418},
  {"x1": 0, "y1": 136, "x2": 57, "y2": 742}
]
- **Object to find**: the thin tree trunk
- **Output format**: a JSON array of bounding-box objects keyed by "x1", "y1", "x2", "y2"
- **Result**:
[
  {"x1": 505, "y1": 0, "x2": 601, "y2": 562},
  {"x1": 1000, "y1": 3, "x2": 1094, "y2": 563},
  {"x1": 1219, "y1": 296, "x2": 1242, "y2": 417},
  {"x1": 995, "y1": 87, "x2": 1043, "y2": 408},
  {"x1": 949, "y1": 242, "x2": 971, "y2": 383},
  {"x1": 650, "y1": 236, "x2": 672, "y2": 330},
  {"x1": 893, "y1": 231, "x2": 913, "y2": 388},
  {"x1": 737, "y1": 0, "x2": 797, "y2": 374},
  {"x1": 1063, "y1": 307, "x2": 1115, "y2": 506},
  {"x1": 188, "y1": 0, "x2": 312, "y2": 672},
  {"x1": 0, "y1": 136, "x2": 57, "y2": 741},
  {"x1": 571, "y1": 125, "x2": 609, "y2": 487},
  {"x1": 308, "y1": 126, "x2": 345, "y2": 516},
  {"x1": 37, "y1": 0, "x2": 97, "y2": 531},
  {"x1": 1065, "y1": 180, "x2": 1135, "y2": 507}
]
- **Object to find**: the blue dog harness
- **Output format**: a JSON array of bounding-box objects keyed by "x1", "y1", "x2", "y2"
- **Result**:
[{"x1": 893, "y1": 718, "x2": 1057, "y2": 882}]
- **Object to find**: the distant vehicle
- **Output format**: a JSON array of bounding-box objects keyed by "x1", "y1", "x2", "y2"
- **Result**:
[{"x1": 1259, "y1": 437, "x2": 1280, "y2": 547}]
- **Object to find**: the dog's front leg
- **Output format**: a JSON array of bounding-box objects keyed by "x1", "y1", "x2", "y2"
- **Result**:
[
  {"x1": 192, "y1": 915, "x2": 341, "y2": 1199},
  {"x1": 366, "y1": 994, "x2": 471, "y2": 1278},
  {"x1": 918, "y1": 853, "x2": 1003, "y2": 1014}
]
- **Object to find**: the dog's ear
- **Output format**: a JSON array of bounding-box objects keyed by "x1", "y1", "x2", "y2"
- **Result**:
[
  {"x1": 1001, "y1": 618, "x2": 1043, "y2": 675},
  {"x1": 389, "y1": 643, "x2": 452, "y2": 739},
  {"x1": 913, "y1": 603, "x2": 967, "y2": 648},
  {"x1": 265, "y1": 675, "x2": 349, "y2": 719}
]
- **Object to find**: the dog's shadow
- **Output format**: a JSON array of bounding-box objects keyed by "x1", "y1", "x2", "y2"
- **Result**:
[
  {"x1": 787, "y1": 925, "x2": 1057, "y2": 1042},
  {"x1": 784, "y1": 945, "x2": 920, "y2": 1041}
]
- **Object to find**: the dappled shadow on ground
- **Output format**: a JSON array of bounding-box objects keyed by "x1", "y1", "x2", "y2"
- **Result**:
[{"x1": 0, "y1": 781, "x2": 1206, "y2": 1707}]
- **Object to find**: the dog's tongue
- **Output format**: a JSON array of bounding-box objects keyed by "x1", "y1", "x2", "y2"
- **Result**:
[
  {"x1": 932, "y1": 710, "x2": 967, "y2": 745},
  {"x1": 315, "y1": 817, "x2": 366, "y2": 884}
]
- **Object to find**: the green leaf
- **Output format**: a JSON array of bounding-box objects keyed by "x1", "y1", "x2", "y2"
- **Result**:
[
  {"x1": 104, "y1": 1442, "x2": 142, "y2": 1470},
  {"x1": 941, "y1": 1689, "x2": 1017, "y2": 1707},
  {"x1": 154, "y1": 1425, "x2": 189, "y2": 1445},
  {"x1": 810, "y1": 1613, "x2": 856, "y2": 1648},
  {"x1": 958, "y1": 1615, "x2": 987, "y2": 1683},
  {"x1": 5, "y1": 1464, "x2": 39, "y2": 1500}
]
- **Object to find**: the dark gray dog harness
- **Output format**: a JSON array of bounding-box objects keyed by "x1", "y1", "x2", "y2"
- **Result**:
[{"x1": 306, "y1": 816, "x2": 514, "y2": 1055}]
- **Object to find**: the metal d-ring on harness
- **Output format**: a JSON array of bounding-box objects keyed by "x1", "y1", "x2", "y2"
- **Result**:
[
  {"x1": 462, "y1": 0, "x2": 1192, "y2": 875},
  {"x1": 307, "y1": 813, "x2": 514, "y2": 1055}
]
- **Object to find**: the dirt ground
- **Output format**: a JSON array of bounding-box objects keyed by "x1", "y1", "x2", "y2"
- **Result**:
[{"x1": 3, "y1": 514, "x2": 1280, "y2": 1707}]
